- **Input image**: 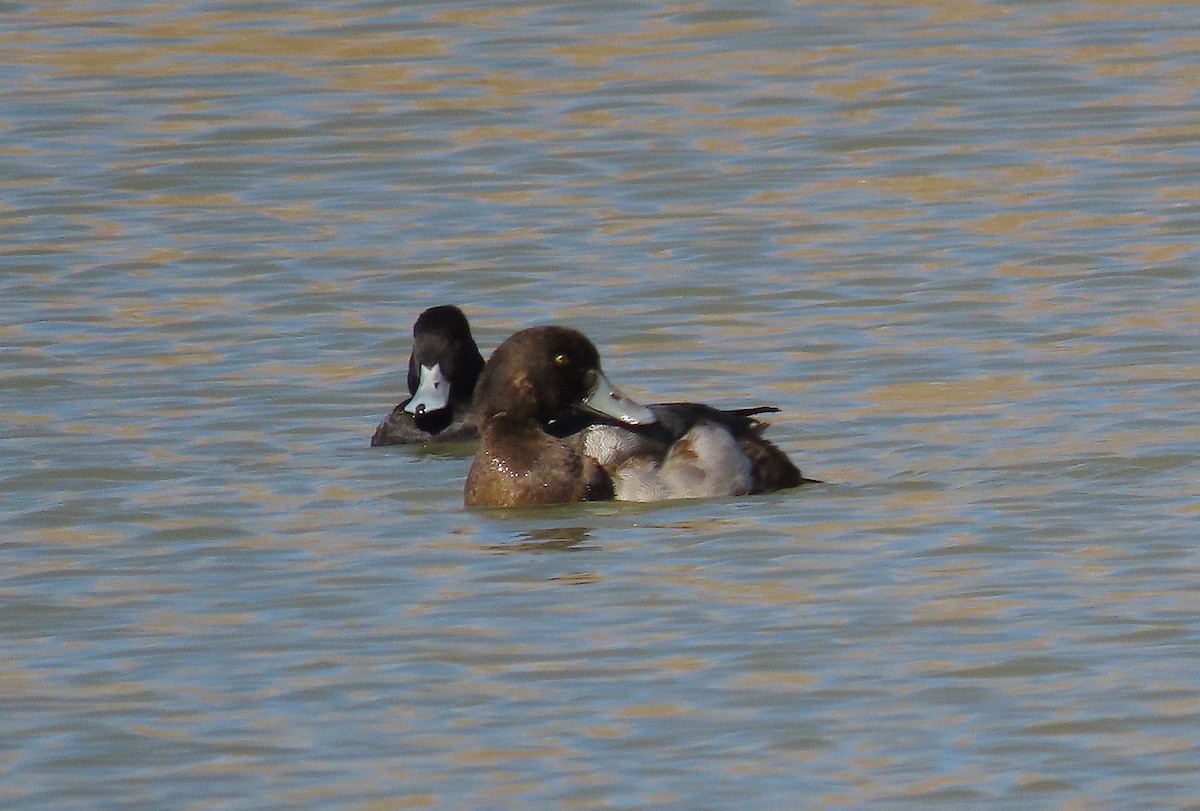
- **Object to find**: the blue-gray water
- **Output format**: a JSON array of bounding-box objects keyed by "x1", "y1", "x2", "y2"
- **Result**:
[{"x1": 3, "y1": 2, "x2": 1199, "y2": 809}]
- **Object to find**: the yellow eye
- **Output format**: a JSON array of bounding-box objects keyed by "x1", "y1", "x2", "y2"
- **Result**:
[{"x1": 554, "y1": 353, "x2": 568, "y2": 366}]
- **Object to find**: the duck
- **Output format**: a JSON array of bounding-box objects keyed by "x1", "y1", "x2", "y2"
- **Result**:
[
  {"x1": 371, "y1": 305, "x2": 486, "y2": 446},
  {"x1": 465, "y1": 325, "x2": 816, "y2": 507}
]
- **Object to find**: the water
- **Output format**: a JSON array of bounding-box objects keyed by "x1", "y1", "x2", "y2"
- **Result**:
[{"x1": 3, "y1": 1, "x2": 1199, "y2": 808}]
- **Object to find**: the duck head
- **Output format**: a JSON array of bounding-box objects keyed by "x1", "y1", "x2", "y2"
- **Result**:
[
  {"x1": 403, "y1": 305, "x2": 485, "y2": 422},
  {"x1": 474, "y1": 326, "x2": 656, "y2": 427}
]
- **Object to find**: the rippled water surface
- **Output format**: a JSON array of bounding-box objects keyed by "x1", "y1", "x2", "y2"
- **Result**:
[{"x1": 4, "y1": 1, "x2": 1200, "y2": 808}]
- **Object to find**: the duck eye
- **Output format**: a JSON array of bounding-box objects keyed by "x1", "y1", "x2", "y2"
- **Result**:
[{"x1": 553, "y1": 353, "x2": 568, "y2": 366}]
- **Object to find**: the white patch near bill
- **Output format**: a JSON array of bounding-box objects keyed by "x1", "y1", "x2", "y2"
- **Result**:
[{"x1": 404, "y1": 363, "x2": 451, "y2": 415}]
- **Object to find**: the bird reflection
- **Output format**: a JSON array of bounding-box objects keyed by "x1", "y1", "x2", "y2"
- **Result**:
[{"x1": 489, "y1": 525, "x2": 597, "y2": 553}]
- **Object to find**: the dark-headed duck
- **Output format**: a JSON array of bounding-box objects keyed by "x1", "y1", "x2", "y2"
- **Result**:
[
  {"x1": 371, "y1": 305, "x2": 485, "y2": 446},
  {"x1": 465, "y1": 326, "x2": 656, "y2": 507}
]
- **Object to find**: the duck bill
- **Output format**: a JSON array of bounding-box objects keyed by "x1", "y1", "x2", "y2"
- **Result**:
[
  {"x1": 581, "y1": 370, "x2": 656, "y2": 425},
  {"x1": 404, "y1": 362, "x2": 451, "y2": 416}
]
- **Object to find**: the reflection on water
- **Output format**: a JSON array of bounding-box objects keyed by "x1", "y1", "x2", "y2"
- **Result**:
[
  {"x1": 493, "y1": 526, "x2": 598, "y2": 553},
  {"x1": 3, "y1": 1, "x2": 1200, "y2": 808}
]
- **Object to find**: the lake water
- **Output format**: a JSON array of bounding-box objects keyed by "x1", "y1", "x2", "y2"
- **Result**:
[{"x1": 3, "y1": 1, "x2": 1199, "y2": 808}]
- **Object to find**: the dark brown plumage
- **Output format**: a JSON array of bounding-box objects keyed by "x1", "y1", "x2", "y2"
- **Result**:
[{"x1": 465, "y1": 326, "x2": 651, "y2": 508}]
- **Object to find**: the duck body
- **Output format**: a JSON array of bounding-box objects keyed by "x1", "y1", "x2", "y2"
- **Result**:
[
  {"x1": 465, "y1": 414, "x2": 615, "y2": 506},
  {"x1": 557, "y1": 403, "x2": 811, "y2": 502},
  {"x1": 371, "y1": 305, "x2": 485, "y2": 446}
]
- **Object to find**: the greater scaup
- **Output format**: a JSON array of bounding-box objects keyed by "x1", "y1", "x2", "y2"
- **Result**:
[
  {"x1": 371, "y1": 305, "x2": 486, "y2": 446},
  {"x1": 464, "y1": 325, "x2": 817, "y2": 507},
  {"x1": 465, "y1": 326, "x2": 656, "y2": 507}
]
